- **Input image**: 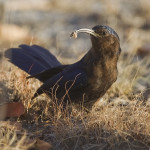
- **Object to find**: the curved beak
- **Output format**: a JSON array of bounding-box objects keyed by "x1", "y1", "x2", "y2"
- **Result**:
[{"x1": 70, "y1": 28, "x2": 100, "y2": 38}]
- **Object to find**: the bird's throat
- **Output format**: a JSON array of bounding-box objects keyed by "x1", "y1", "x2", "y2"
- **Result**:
[{"x1": 83, "y1": 48, "x2": 118, "y2": 80}]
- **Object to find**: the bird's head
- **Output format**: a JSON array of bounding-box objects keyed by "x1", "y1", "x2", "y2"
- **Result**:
[{"x1": 71, "y1": 25, "x2": 121, "y2": 57}]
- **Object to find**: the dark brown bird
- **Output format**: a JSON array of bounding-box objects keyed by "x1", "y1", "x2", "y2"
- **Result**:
[{"x1": 5, "y1": 25, "x2": 121, "y2": 107}]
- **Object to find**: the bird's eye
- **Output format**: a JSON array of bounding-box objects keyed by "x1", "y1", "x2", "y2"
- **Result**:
[{"x1": 100, "y1": 30, "x2": 107, "y2": 36}]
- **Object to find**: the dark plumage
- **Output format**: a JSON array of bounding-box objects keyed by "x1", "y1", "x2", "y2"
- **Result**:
[{"x1": 5, "y1": 25, "x2": 121, "y2": 106}]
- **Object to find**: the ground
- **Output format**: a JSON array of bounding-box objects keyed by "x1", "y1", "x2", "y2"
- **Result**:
[{"x1": 0, "y1": 0, "x2": 150, "y2": 149}]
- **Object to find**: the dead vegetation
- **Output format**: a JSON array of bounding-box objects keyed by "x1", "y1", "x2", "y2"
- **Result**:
[
  {"x1": 0, "y1": 42, "x2": 150, "y2": 150},
  {"x1": 0, "y1": 0, "x2": 150, "y2": 150}
]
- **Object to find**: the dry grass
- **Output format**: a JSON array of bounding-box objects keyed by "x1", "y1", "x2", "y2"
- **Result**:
[
  {"x1": 0, "y1": 0, "x2": 150, "y2": 149},
  {"x1": 0, "y1": 48, "x2": 150, "y2": 150}
]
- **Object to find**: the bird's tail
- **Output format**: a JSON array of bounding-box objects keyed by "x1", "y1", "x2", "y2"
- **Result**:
[{"x1": 5, "y1": 44, "x2": 61, "y2": 76}]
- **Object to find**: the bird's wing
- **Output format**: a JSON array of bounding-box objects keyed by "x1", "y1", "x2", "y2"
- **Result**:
[
  {"x1": 27, "y1": 65, "x2": 68, "y2": 82},
  {"x1": 5, "y1": 44, "x2": 61, "y2": 76},
  {"x1": 32, "y1": 63, "x2": 88, "y2": 100}
]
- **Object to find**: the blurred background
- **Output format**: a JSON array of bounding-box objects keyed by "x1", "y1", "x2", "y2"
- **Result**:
[
  {"x1": 0, "y1": 1, "x2": 150, "y2": 149},
  {"x1": 0, "y1": 0, "x2": 150, "y2": 102},
  {"x1": 0, "y1": 0, "x2": 150, "y2": 61}
]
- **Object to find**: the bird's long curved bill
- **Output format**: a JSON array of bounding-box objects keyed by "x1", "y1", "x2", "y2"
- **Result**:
[{"x1": 70, "y1": 28, "x2": 100, "y2": 38}]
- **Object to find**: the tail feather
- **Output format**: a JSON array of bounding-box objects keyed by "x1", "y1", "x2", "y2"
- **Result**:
[
  {"x1": 5, "y1": 44, "x2": 62, "y2": 76},
  {"x1": 27, "y1": 65, "x2": 68, "y2": 82},
  {"x1": 20, "y1": 45, "x2": 61, "y2": 68}
]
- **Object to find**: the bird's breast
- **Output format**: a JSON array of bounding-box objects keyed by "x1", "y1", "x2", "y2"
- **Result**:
[{"x1": 86, "y1": 63, "x2": 118, "y2": 101}]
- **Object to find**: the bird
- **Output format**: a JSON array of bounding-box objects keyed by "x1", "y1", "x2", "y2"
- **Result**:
[{"x1": 5, "y1": 25, "x2": 121, "y2": 107}]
